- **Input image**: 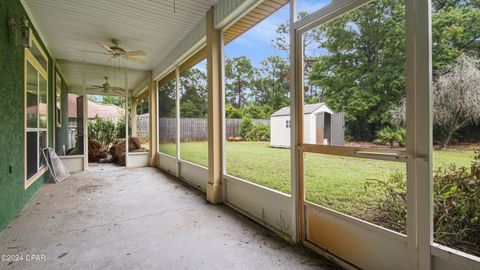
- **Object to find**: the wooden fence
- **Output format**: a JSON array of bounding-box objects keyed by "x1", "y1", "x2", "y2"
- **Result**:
[{"x1": 136, "y1": 116, "x2": 269, "y2": 143}]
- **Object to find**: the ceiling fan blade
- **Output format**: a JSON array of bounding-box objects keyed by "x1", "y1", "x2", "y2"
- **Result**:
[
  {"x1": 124, "y1": 56, "x2": 146, "y2": 64},
  {"x1": 106, "y1": 56, "x2": 117, "y2": 65},
  {"x1": 79, "y1": 50, "x2": 111, "y2": 55},
  {"x1": 96, "y1": 42, "x2": 114, "y2": 53},
  {"x1": 112, "y1": 88, "x2": 126, "y2": 95},
  {"x1": 125, "y1": 50, "x2": 146, "y2": 56},
  {"x1": 110, "y1": 87, "x2": 126, "y2": 92}
]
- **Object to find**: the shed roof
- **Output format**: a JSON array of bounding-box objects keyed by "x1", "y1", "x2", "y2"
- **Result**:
[{"x1": 271, "y1": 103, "x2": 327, "y2": 117}]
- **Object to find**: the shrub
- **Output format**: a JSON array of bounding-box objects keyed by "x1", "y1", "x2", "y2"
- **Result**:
[
  {"x1": 373, "y1": 127, "x2": 406, "y2": 147},
  {"x1": 226, "y1": 103, "x2": 243, "y2": 118},
  {"x1": 239, "y1": 117, "x2": 254, "y2": 138},
  {"x1": 88, "y1": 117, "x2": 116, "y2": 151},
  {"x1": 243, "y1": 105, "x2": 274, "y2": 119},
  {"x1": 88, "y1": 117, "x2": 126, "y2": 151},
  {"x1": 367, "y1": 149, "x2": 480, "y2": 256},
  {"x1": 246, "y1": 124, "x2": 270, "y2": 141},
  {"x1": 364, "y1": 171, "x2": 406, "y2": 233}
]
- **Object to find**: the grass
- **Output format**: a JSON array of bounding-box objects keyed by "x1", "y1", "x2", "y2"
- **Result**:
[{"x1": 158, "y1": 141, "x2": 474, "y2": 222}]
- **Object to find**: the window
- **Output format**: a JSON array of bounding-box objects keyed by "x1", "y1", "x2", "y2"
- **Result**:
[
  {"x1": 129, "y1": 95, "x2": 149, "y2": 152},
  {"x1": 179, "y1": 59, "x2": 208, "y2": 167},
  {"x1": 25, "y1": 37, "x2": 48, "y2": 186},
  {"x1": 157, "y1": 77, "x2": 177, "y2": 156},
  {"x1": 300, "y1": 0, "x2": 407, "y2": 233},
  {"x1": 224, "y1": 3, "x2": 291, "y2": 194},
  {"x1": 55, "y1": 73, "x2": 62, "y2": 127},
  {"x1": 430, "y1": 1, "x2": 480, "y2": 257}
]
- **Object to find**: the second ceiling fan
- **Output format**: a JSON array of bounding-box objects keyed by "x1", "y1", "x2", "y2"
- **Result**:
[
  {"x1": 86, "y1": 77, "x2": 126, "y2": 95},
  {"x1": 81, "y1": 39, "x2": 146, "y2": 65}
]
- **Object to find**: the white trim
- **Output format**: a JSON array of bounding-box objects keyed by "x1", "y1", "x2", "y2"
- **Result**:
[
  {"x1": 304, "y1": 201, "x2": 407, "y2": 242},
  {"x1": 24, "y1": 35, "x2": 49, "y2": 188},
  {"x1": 214, "y1": 0, "x2": 259, "y2": 30},
  {"x1": 153, "y1": 37, "x2": 206, "y2": 81},
  {"x1": 175, "y1": 66, "x2": 181, "y2": 177},
  {"x1": 20, "y1": 0, "x2": 53, "y2": 57},
  {"x1": 431, "y1": 243, "x2": 480, "y2": 268},
  {"x1": 289, "y1": 0, "x2": 299, "y2": 243}
]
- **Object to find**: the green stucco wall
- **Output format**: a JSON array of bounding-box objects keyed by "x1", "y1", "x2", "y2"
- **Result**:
[{"x1": 0, "y1": 0, "x2": 58, "y2": 232}]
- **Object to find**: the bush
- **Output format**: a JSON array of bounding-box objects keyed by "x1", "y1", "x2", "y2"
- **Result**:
[
  {"x1": 226, "y1": 103, "x2": 243, "y2": 118},
  {"x1": 373, "y1": 127, "x2": 406, "y2": 147},
  {"x1": 243, "y1": 105, "x2": 274, "y2": 119},
  {"x1": 88, "y1": 117, "x2": 117, "y2": 151},
  {"x1": 239, "y1": 117, "x2": 254, "y2": 138},
  {"x1": 367, "y1": 150, "x2": 480, "y2": 256},
  {"x1": 88, "y1": 117, "x2": 126, "y2": 151},
  {"x1": 246, "y1": 124, "x2": 270, "y2": 141}
]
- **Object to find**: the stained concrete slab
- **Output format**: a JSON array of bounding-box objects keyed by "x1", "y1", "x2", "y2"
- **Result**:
[{"x1": 0, "y1": 165, "x2": 341, "y2": 270}]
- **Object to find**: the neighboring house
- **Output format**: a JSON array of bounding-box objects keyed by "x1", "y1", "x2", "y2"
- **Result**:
[
  {"x1": 68, "y1": 94, "x2": 124, "y2": 127},
  {"x1": 270, "y1": 103, "x2": 345, "y2": 148}
]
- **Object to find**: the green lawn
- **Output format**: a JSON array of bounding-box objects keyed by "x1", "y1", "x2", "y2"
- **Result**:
[{"x1": 158, "y1": 141, "x2": 474, "y2": 220}]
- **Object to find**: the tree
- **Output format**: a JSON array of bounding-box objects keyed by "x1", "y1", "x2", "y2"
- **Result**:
[
  {"x1": 225, "y1": 56, "x2": 254, "y2": 108},
  {"x1": 252, "y1": 56, "x2": 290, "y2": 111},
  {"x1": 102, "y1": 96, "x2": 126, "y2": 108},
  {"x1": 308, "y1": 0, "x2": 407, "y2": 140},
  {"x1": 87, "y1": 95, "x2": 126, "y2": 108},
  {"x1": 157, "y1": 79, "x2": 176, "y2": 117},
  {"x1": 390, "y1": 55, "x2": 480, "y2": 149},
  {"x1": 273, "y1": 11, "x2": 323, "y2": 103},
  {"x1": 179, "y1": 68, "x2": 208, "y2": 118},
  {"x1": 275, "y1": 0, "x2": 478, "y2": 140},
  {"x1": 432, "y1": 5, "x2": 480, "y2": 71},
  {"x1": 433, "y1": 55, "x2": 480, "y2": 149}
]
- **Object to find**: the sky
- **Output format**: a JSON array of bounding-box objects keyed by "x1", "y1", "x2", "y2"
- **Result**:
[{"x1": 224, "y1": 0, "x2": 331, "y2": 66}]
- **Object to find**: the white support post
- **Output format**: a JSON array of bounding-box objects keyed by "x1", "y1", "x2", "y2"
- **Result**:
[
  {"x1": 406, "y1": 0, "x2": 432, "y2": 268},
  {"x1": 289, "y1": 0, "x2": 300, "y2": 243},
  {"x1": 82, "y1": 63, "x2": 88, "y2": 171},
  {"x1": 175, "y1": 66, "x2": 181, "y2": 176},
  {"x1": 149, "y1": 71, "x2": 157, "y2": 166},
  {"x1": 83, "y1": 91, "x2": 88, "y2": 171},
  {"x1": 125, "y1": 68, "x2": 129, "y2": 168},
  {"x1": 220, "y1": 31, "x2": 226, "y2": 201},
  {"x1": 206, "y1": 7, "x2": 224, "y2": 204}
]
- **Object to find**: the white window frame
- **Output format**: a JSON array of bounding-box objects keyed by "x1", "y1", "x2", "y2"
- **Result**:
[
  {"x1": 24, "y1": 36, "x2": 49, "y2": 189},
  {"x1": 289, "y1": 0, "x2": 435, "y2": 268}
]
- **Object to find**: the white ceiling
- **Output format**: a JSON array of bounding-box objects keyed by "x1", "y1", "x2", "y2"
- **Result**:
[
  {"x1": 22, "y1": 0, "x2": 217, "y2": 94},
  {"x1": 57, "y1": 60, "x2": 149, "y2": 96}
]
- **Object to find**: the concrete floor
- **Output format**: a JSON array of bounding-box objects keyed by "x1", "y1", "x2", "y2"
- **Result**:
[{"x1": 0, "y1": 165, "x2": 340, "y2": 270}]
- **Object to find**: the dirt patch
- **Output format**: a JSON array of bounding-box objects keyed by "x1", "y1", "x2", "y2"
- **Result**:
[{"x1": 77, "y1": 185, "x2": 101, "y2": 193}]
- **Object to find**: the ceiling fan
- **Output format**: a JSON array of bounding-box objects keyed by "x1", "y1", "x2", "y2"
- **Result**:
[
  {"x1": 80, "y1": 39, "x2": 146, "y2": 65},
  {"x1": 86, "y1": 77, "x2": 126, "y2": 95}
]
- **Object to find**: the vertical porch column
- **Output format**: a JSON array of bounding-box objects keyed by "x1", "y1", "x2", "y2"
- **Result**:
[
  {"x1": 206, "y1": 7, "x2": 223, "y2": 204},
  {"x1": 406, "y1": 0, "x2": 432, "y2": 268},
  {"x1": 131, "y1": 97, "x2": 138, "y2": 138},
  {"x1": 149, "y1": 74, "x2": 158, "y2": 166}
]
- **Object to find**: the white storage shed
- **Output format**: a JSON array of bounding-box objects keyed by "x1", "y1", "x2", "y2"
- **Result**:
[{"x1": 270, "y1": 103, "x2": 344, "y2": 148}]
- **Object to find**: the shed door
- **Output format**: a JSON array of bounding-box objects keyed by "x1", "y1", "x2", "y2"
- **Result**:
[
  {"x1": 315, "y1": 113, "x2": 324, "y2": 144},
  {"x1": 330, "y1": 112, "x2": 344, "y2": 146}
]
